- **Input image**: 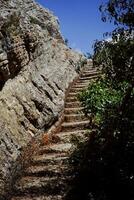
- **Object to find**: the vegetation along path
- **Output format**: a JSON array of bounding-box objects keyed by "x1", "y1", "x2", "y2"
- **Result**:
[{"x1": 11, "y1": 63, "x2": 99, "y2": 200}]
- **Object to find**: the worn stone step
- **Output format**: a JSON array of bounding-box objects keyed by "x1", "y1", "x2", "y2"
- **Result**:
[
  {"x1": 77, "y1": 76, "x2": 98, "y2": 83},
  {"x1": 67, "y1": 92, "x2": 78, "y2": 97},
  {"x1": 66, "y1": 96, "x2": 78, "y2": 102},
  {"x1": 65, "y1": 101, "x2": 81, "y2": 108},
  {"x1": 73, "y1": 83, "x2": 88, "y2": 88},
  {"x1": 56, "y1": 130, "x2": 89, "y2": 143},
  {"x1": 69, "y1": 87, "x2": 84, "y2": 93},
  {"x1": 81, "y1": 70, "x2": 100, "y2": 77},
  {"x1": 61, "y1": 121, "x2": 90, "y2": 132},
  {"x1": 11, "y1": 195, "x2": 62, "y2": 200},
  {"x1": 71, "y1": 86, "x2": 87, "y2": 90},
  {"x1": 76, "y1": 81, "x2": 90, "y2": 86},
  {"x1": 81, "y1": 71, "x2": 99, "y2": 77},
  {"x1": 24, "y1": 164, "x2": 70, "y2": 177},
  {"x1": 79, "y1": 74, "x2": 98, "y2": 81},
  {"x1": 64, "y1": 113, "x2": 86, "y2": 122},
  {"x1": 14, "y1": 176, "x2": 69, "y2": 195},
  {"x1": 64, "y1": 107, "x2": 84, "y2": 114},
  {"x1": 82, "y1": 69, "x2": 96, "y2": 73},
  {"x1": 31, "y1": 153, "x2": 68, "y2": 165},
  {"x1": 38, "y1": 143, "x2": 72, "y2": 154}
]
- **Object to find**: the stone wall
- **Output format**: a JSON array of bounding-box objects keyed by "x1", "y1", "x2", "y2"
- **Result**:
[{"x1": 0, "y1": 0, "x2": 86, "y2": 198}]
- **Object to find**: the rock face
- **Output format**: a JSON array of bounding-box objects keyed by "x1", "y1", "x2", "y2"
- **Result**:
[{"x1": 0, "y1": 0, "x2": 85, "y2": 198}]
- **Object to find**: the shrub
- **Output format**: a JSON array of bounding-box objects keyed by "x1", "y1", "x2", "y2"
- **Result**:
[
  {"x1": 78, "y1": 78, "x2": 129, "y2": 124},
  {"x1": 1, "y1": 12, "x2": 22, "y2": 37}
]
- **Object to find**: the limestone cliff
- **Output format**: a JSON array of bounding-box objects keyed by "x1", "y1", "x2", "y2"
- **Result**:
[{"x1": 0, "y1": 0, "x2": 85, "y2": 198}]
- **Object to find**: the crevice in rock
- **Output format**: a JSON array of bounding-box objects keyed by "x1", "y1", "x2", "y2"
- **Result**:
[
  {"x1": 54, "y1": 81, "x2": 63, "y2": 92},
  {"x1": 20, "y1": 121, "x2": 25, "y2": 127},
  {"x1": 40, "y1": 74, "x2": 48, "y2": 82},
  {"x1": 41, "y1": 74, "x2": 58, "y2": 96},
  {"x1": 45, "y1": 107, "x2": 53, "y2": 114},
  {"x1": 5, "y1": 132, "x2": 19, "y2": 151},
  {"x1": 15, "y1": 96, "x2": 39, "y2": 129},
  {"x1": 19, "y1": 120, "x2": 29, "y2": 132},
  {"x1": 22, "y1": 106, "x2": 39, "y2": 128},
  {"x1": 0, "y1": 80, "x2": 5, "y2": 91},
  {"x1": 31, "y1": 80, "x2": 54, "y2": 103},
  {"x1": 44, "y1": 90, "x2": 53, "y2": 102},
  {"x1": 1, "y1": 138, "x2": 13, "y2": 155},
  {"x1": 32, "y1": 99, "x2": 44, "y2": 112},
  {"x1": 47, "y1": 82, "x2": 58, "y2": 96},
  {"x1": 31, "y1": 80, "x2": 42, "y2": 93}
]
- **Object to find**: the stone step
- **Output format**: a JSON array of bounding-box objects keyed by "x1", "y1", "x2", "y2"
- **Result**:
[
  {"x1": 81, "y1": 71, "x2": 99, "y2": 78},
  {"x1": 64, "y1": 107, "x2": 84, "y2": 114},
  {"x1": 14, "y1": 176, "x2": 69, "y2": 196},
  {"x1": 31, "y1": 153, "x2": 68, "y2": 165},
  {"x1": 73, "y1": 83, "x2": 88, "y2": 88},
  {"x1": 82, "y1": 68, "x2": 93, "y2": 72},
  {"x1": 79, "y1": 74, "x2": 98, "y2": 81},
  {"x1": 56, "y1": 130, "x2": 89, "y2": 143},
  {"x1": 65, "y1": 101, "x2": 81, "y2": 108},
  {"x1": 24, "y1": 164, "x2": 70, "y2": 177},
  {"x1": 66, "y1": 96, "x2": 78, "y2": 102},
  {"x1": 76, "y1": 80, "x2": 90, "y2": 85},
  {"x1": 69, "y1": 87, "x2": 84, "y2": 93},
  {"x1": 61, "y1": 121, "x2": 90, "y2": 132},
  {"x1": 82, "y1": 69, "x2": 96, "y2": 74},
  {"x1": 77, "y1": 76, "x2": 98, "y2": 83},
  {"x1": 12, "y1": 195, "x2": 62, "y2": 200},
  {"x1": 38, "y1": 143, "x2": 72, "y2": 154},
  {"x1": 80, "y1": 73, "x2": 99, "y2": 79},
  {"x1": 64, "y1": 113, "x2": 86, "y2": 122},
  {"x1": 71, "y1": 86, "x2": 87, "y2": 90},
  {"x1": 67, "y1": 92, "x2": 78, "y2": 97}
]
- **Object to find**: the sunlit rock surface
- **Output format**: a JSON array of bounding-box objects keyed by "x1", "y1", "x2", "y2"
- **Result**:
[{"x1": 0, "y1": 0, "x2": 85, "y2": 197}]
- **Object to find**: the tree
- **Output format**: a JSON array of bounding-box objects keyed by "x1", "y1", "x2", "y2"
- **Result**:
[{"x1": 99, "y1": 0, "x2": 134, "y2": 28}]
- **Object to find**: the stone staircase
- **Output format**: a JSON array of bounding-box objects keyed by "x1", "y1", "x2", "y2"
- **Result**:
[{"x1": 11, "y1": 65, "x2": 99, "y2": 200}]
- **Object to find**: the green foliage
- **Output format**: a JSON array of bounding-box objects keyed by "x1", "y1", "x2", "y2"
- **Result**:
[
  {"x1": 1, "y1": 12, "x2": 22, "y2": 37},
  {"x1": 29, "y1": 16, "x2": 46, "y2": 29},
  {"x1": 93, "y1": 32, "x2": 134, "y2": 85},
  {"x1": 99, "y1": 0, "x2": 134, "y2": 28},
  {"x1": 75, "y1": 57, "x2": 87, "y2": 73},
  {"x1": 66, "y1": 94, "x2": 134, "y2": 200},
  {"x1": 78, "y1": 78, "x2": 126, "y2": 123},
  {"x1": 96, "y1": 0, "x2": 134, "y2": 85}
]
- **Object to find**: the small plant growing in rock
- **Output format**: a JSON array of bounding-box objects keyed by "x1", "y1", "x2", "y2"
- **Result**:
[
  {"x1": 1, "y1": 12, "x2": 22, "y2": 37},
  {"x1": 29, "y1": 16, "x2": 46, "y2": 29},
  {"x1": 75, "y1": 57, "x2": 87, "y2": 73},
  {"x1": 65, "y1": 38, "x2": 69, "y2": 46}
]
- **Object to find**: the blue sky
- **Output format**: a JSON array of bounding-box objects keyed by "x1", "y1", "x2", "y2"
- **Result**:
[{"x1": 36, "y1": 0, "x2": 116, "y2": 54}]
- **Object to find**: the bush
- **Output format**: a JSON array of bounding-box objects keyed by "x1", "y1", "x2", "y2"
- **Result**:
[
  {"x1": 1, "y1": 12, "x2": 22, "y2": 37},
  {"x1": 78, "y1": 78, "x2": 129, "y2": 124},
  {"x1": 67, "y1": 93, "x2": 134, "y2": 200},
  {"x1": 93, "y1": 34, "x2": 134, "y2": 85}
]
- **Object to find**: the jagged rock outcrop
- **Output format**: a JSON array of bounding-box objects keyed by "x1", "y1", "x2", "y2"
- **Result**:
[{"x1": 0, "y1": 0, "x2": 86, "y2": 198}]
